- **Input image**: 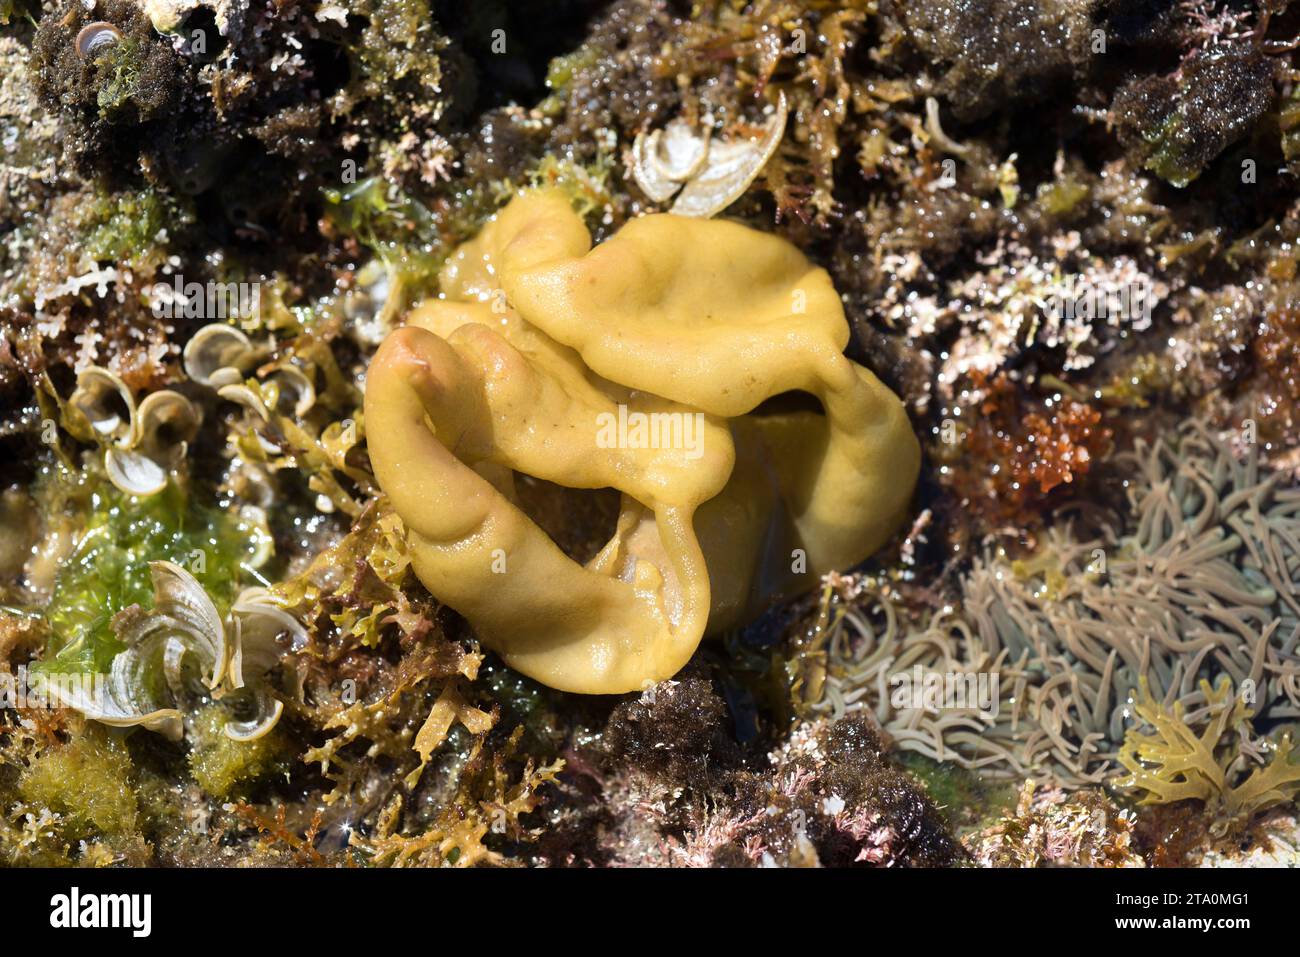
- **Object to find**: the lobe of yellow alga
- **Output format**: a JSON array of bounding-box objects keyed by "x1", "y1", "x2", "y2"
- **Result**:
[{"x1": 364, "y1": 190, "x2": 919, "y2": 693}]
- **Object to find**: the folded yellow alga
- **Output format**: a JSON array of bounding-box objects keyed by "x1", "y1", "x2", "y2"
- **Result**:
[{"x1": 365, "y1": 190, "x2": 919, "y2": 694}]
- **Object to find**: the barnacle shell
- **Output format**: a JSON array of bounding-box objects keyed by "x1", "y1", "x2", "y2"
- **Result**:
[
  {"x1": 135, "y1": 389, "x2": 200, "y2": 467},
  {"x1": 183, "y1": 323, "x2": 257, "y2": 388},
  {"x1": 68, "y1": 366, "x2": 136, "y2": 448},
  {"x1": 100, "y1": 389, "x2": 199, "y2": 496},
  {"x1": 630, "y1": 93, "x2": 787, "y2": 218},
  {"x1": 239, "y1": 504, "x2": 276, "y2": 568},
  {"x1": 74, "y1": 21, "x2": 121, "y2": 59},
  {"x1": 216, "y1": 382, "x2": 270, "y2": 421},
  {"x1": 218, "y1": 383, "x2": 281, "y2": 459},
  {"x1": 46, "y1": 658, "x2": 185, "y2": 740},
  {"x1": 105, "y1": 447, "x2": 170, "y2": 497},
  {"x1": 53, "y1": 562, "x2": 297, "y2": 742},
  {"x1": 265, "y1": 363, "x2": 316, "y2": 418},
  {"x1": 366, "y1": 190, "x2": 919, "y2": 694},
  {"x1": 48, "y1": 561, "x2": 227, "y2": 742},
  {"x1": 632, "y1": 121, "x2": 712, "y2": 202},
  {"x1": 231, "y1": 587, "x2": 308, "y2": 659},
  {"x1": 128, "y1": 560, "x2": 228, "y2": 690},
  {"x1": 924, "y1": 96, "x2": 971, "y2": 157},
  {"x1": 672, "y1": 93, "x2": 787, "y2": 217},
  {"x1": 223, "y1": 587, "x2": 304, "y2": 740}
]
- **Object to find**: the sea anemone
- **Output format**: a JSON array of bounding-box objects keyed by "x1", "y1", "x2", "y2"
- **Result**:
[{"x1": 809, "y1": 422, "x2": 1300, "y2": 788}]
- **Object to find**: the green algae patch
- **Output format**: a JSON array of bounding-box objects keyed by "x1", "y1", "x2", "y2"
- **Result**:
[
  {"x1": 527, "y1": 153, "x2": 614, "y2": 220},
  {"x1": 323, "y1": 174, "x2": 504, "y2": 315},
  {"x1": 42, "y1": 479, "x2": 270, "y2": 675},
  {"x1": 186, "y1": 703, "x2": 291, "y2": 798},
  {"x1": 83, "y1": 187, "x2": 186, "y2": 269},
  {"x1": 898, "y1": 752, "x2": 1018, "y2": 836},
  {"x1": 95, "y1": 36, "x2": 149, "y2": 120},
  {"x1": 19, "y1": 724, "x2": 139, "y2": 839}
]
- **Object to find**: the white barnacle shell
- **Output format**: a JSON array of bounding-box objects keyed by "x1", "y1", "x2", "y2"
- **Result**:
[
  {"x1": 74, "y1": 21, "x2": 122, "y2": 59},
  {"x1": 238, "y1": 504, "x2": 275, "y2": 569},
  {"x1": 132, "y1": 560, "x2": 229, "y2": 690},
  {"x1": 135, "y1": 389, "x2": 201, "y2": 468},
  {"x1": 216, "y1": 382, "x2": 270, "y2": 421},
  {"x1": 924, "y1": 96, "x2": 971, "y2": 158},
  {"x1": 670, "y1": 91, "x2": 788, "y2": 218},
  {"x1": 105, "y1": 447, "x2": 170, "y2": 497},
  {"x1": 103, "y1": 389, "x2": 199, "y2": 497},
  {"x1": 183, "y1": 323, "x2": 257, "y2": 388},
  {"x1": 222, "y1": 587, "x2": 303, "y2": 740},
  {"x1": 68, "y1": 366, "x2": 136, "y2": 448},
  {"x1": 45, "y1": 658, "x2": 185, "y2": 741},
  {"x1": 48, "y1": 561, "x2": 228, "y2": 742},
  {"x1": 265, "y1": 362, "x2": 316, "y2": 418},
  {"x1": 223, "y1": 618, "x2": 284, "y2": 741},
  {"x1": 632, "y1": 120, "x2": 712, "y2": 203},
  {"x1": 218, "y1": 382, "x2": 281, "y2": 456}
]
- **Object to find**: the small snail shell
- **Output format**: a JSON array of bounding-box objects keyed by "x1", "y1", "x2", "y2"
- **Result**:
[{"x1": 75, "y1": 21, "x2": 122, "y2": 59}]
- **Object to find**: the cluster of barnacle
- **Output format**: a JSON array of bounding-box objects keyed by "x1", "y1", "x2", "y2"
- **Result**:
[
  {"x1": 3, "y1": 0, "x2": 485, "y2": 402},
  {"x1": 800, "y1": 423, "x2": 1300, "y2": 814},
  {"x1": 0, "y1": 182, "x2": 187, "y2": 402},
  {"x1": 0, "y1": 440, "x2": 302, "y2": 817},
  {"x1": 63, "y1": 365, "x2": 199, "y2": 497},
  {"x1": 533, "y1": 0, "x2": 882, "y2": 229},
  {"x1": 181, "y1": 322, "x2": 376, "y2": 517},
  {"x1": 0, "y1": 0, "x2": 597, "y2": 861},
  {"x1": 0, "y1": 478, "x2": 552, "y2": 864},
  {"x1": 6, "y1": 299, "x2": 386, "y2": 728},
  {"x1": 50, "y1": 559, "x2": 300, "y2": 743}
]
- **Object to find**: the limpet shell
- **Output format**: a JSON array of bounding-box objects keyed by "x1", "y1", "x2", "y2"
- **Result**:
[{"x1": 74, "y1": 21, "x2": 122, "y2": 60}]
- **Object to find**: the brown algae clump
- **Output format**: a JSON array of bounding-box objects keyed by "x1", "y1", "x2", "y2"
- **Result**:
[
  {"x1": 366, "y1": 189, "x2": 919, "y2": 694},
  {"x1": 1119, "y1": 677, "x2": 1300, "y2": 834}
]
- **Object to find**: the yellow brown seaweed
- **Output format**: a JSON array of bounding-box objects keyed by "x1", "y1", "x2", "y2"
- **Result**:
[{"x1": 365, "y1": 190, "x2": 919, "y2": 694}]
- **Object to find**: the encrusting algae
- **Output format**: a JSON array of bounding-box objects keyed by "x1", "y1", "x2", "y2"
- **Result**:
[{"x1": 365, "y1": 189, "x2": 919, "y2": 694}]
